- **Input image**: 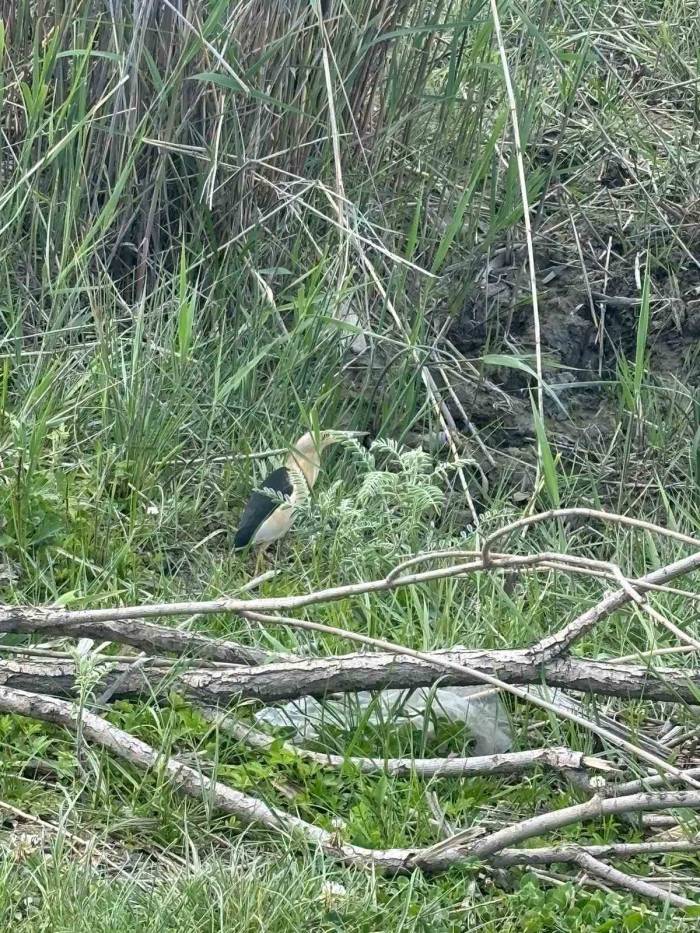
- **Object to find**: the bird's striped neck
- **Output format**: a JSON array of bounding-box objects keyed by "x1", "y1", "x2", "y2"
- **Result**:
[
  {"x1": 285, "y1": 433, "x2": 323, "y2": 490},
  {"x1": 286, "y1": 461, "x2": 311, "y2": 503}
]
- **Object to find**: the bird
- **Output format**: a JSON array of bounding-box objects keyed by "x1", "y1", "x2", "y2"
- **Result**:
[{"x1": 233, "y1": 430, "x2": 365, "y2": 551}]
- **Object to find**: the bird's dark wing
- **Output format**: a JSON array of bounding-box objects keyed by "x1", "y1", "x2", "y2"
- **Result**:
[{"x1": 234, "y1": 466, "x2": 294, "y2": 549}]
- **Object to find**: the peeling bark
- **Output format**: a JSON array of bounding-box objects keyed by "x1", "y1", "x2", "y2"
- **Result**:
[
  {"x1": 0, "y1": 649, "x2": 697, "y2": 704},
  {"x1": 0, "y1": 606, "x2": 267, "y2": 665}
]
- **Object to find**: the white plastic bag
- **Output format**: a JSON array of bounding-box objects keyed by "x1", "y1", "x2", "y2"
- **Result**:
[{"x1": 255, "y1": 685, "x2": 512, "y2": 756}]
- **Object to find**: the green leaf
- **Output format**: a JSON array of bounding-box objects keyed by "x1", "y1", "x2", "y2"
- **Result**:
[
  {"x1": 191, "y1": 70, "x2": 248, "y2": 93},
  {"x1": 532, "y1": 396, "x2": 560, "y2": 508},
  {"x1": 404, "y1": 187, "x2": 423, "y2": 262},
  {"x1": 56, "y1": 49, "x2": 121, "y2": 62},
  {"x1": 692, "y1": 423, "x2": 700, "y2": 493},
  {"x1": 53, "y1": 590, "x2": 78, "y2": 608},
  {"x1": 633, "y1": 254, "x2": 651, "y2": 402},
  {"x1": 222, "y1": 336, "x2": 285, "y2": 391},
  {"x1": 482, "y1": 352, "x2": 539, "y2": 374},
  {"x1": 431, "y1": 110, "x2": 507, "y2": 273},
  {"x1": 177, "y1": 243, "x2": 194, "y2": 359},
  {"x1": 482, "y1": 353, "x2": 568, "y2": 417}
]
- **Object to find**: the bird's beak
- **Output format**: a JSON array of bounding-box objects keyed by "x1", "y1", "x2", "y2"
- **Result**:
[{"x1": 317, "y1": 430, "x2": 367, "y2": 447}]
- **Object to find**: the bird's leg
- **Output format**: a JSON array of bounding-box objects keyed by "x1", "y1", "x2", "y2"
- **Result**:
[{"x1": 253, "y1": 546, "x2": 272, "y2": 575}]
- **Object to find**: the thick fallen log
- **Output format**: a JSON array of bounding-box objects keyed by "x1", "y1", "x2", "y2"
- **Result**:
[{"x1": 0, "y1": 649, "x2": 697, "y2": 704}]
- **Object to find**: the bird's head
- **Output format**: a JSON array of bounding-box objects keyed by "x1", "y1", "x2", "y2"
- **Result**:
[{"x1": 285, "y1": 430, "x2": 366, "y2": 488}]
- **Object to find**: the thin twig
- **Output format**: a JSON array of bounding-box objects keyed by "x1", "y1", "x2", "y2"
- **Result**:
[
  {"x1": 0, "y1": 795, "x2": 132, "y2": 882},
  {"x1": 482, "y1": 507, "x2": 700, "y2": 564},
  {"x1": 531, "y1": 550, "x2": 700, "y2": 661},
  {"x1": 610, "y1": 644, "x2": 700, "y2": 664}
]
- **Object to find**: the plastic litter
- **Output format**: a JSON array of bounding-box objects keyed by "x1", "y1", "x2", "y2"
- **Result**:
[{"x1": 256, "y1": 684, "x2": 513, "y2": 757}]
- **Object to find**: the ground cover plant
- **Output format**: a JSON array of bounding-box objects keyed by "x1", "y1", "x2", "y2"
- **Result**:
[{"x1": 1, "y1": 0, "x2": 700, "y2": 929}]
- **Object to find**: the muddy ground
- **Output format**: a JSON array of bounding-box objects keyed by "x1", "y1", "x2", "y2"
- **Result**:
[{"x1": 438, "y1": 237, "x2": 700, "y2": 506}]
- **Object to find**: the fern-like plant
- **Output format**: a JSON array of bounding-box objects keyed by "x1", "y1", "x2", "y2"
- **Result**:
[{"x1": 294, "y1": 438, "x2": 458, "y2": 578}]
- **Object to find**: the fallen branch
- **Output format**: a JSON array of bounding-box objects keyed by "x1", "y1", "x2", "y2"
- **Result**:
[
  {"x1": 198, "y1": 706, "x2": 612, "y2": 780},
  {"x1": 567, "y1": 849, "x2": 694, "y2": 909},
  {"x1": 2, "y1": 509, "x2": 698, "y2": 906},
  {"x1": 5, "y1": 549, "x2": 698, "y2": 632},
  {"x1": 1, "y1": 683, "x2": 699, "y2": 899},
  {"x1": 0, "y1": 684, "x2": 441, "y2": 873},
  {"x1": 0, "y1": 687, "x2": 700, "y2": 906},
  {"x1": 2, "y1": 545, "x2": 697, "y2": 702},
  {"x1": 2, "y1": 649, "x2": 699, "y2": 705},
  {"x1": 492, "y1": 840, "x2": 700, "y2": 865},
  {"x1": 0, "y1": 606, "x2": 268, "y2": 666},
  {"x1": 429, "y1": 789, "x2": 700, "y2": 861},
  {"x1": 3, "y1": 643, "x2": 698, "y2": 796},
  {"x1": 607, "y1": 767, "x2": 700, "y2": 798}
]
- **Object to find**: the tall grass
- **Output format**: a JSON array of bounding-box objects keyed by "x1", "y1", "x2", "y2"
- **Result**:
[{"x1": 2, "y1": 1, "x2": 697, "y2": 446}]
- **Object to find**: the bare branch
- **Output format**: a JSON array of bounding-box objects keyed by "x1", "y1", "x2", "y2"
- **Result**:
[
  {"x1": 481, "y1": 507, "x2": 700, "y2": 564},
  {"x1": 0, "y1": 684, "x2": 445, "y2": 874},
  {"x1": 2, "y1": 683, "x2": 699, "y2": 891},
  {"x1": 3, "y1": 645, "x2": 699, "y2": 800},
  {"x1": 531, "y1": 550, "x2": 700, "y2": 661},
  {"x1": 428, "y1": 790, "x2": 700, "y2": 861},
  {"x1": 571, "y1": 850, "x2": 694, "y2": 909},
  {"x1": 197, "y1": 707, "x2": 612, "y2": 779},
  {"x1": 7, "y1": 547, "x2": 697, "y2": 629},
  {"x1": 0, "y1": 605, "x2": 268, "y2": 665},
  {"x1": 607, "y1": 767, "x2": 700, "y2": 798},
  {"x1": 493, "y1": 840, "x2": 700, "y2": 865},
  {"x1": 0, "y1": 685, "x2": 381, "y2": 868}
]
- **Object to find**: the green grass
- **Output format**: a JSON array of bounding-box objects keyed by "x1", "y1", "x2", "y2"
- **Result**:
[
  {"x1": 1, "y1": 0, "x2": 700, "y2": 928},
  {"x1": 3, "y1": 844, "x2": 691, "y2": 933}
]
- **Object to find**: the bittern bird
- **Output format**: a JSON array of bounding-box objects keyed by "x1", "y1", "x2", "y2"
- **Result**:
[{"x1": 234, "y1": 430, "x2": 365, "y2": 551}]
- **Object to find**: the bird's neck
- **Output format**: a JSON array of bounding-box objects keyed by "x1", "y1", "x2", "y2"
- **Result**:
[{"x1": 285, "y1": 448, "x2": 321, "y2": 490}]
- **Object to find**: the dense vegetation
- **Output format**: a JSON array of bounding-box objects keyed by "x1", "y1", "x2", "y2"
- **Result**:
[{"x1": 1, "y1": 1, "x2": 699, "y2": 929}]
